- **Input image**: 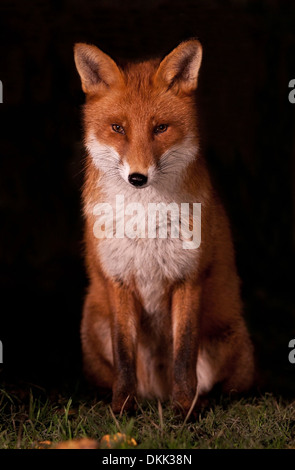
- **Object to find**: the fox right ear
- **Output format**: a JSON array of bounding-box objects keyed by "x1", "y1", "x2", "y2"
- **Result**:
[
  {"x1": 74, "y1": 43, "x2": 123, "y2": 94},
  {"x1": 155, "y1": 40, "x2": 202, "y2": 94}
]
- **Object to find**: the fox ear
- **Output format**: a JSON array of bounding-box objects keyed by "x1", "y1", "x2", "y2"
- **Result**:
[
  {"x1": 74, "y1": 43, "x2": 123, "y2": 94},
  {"x1": 155, "y1": 40, "x2": 202, "y2": 94}
]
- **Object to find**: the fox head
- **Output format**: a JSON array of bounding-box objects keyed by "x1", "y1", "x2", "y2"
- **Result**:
[{"x1": 74, "y1": 40, "x2": 202, "y2": 190}]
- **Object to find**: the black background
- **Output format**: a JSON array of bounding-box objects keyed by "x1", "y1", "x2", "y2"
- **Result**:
[{"x1": 0, "y1": 0, "x2": 294, "y2": 397}]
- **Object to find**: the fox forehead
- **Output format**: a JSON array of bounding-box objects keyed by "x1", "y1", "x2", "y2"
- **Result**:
[
  {"x1": 119, "y1": 59, "x2": 161, "y2": 96},
  {"x1": 84, "y1": 61, "x2": 196, "y2": 128}
]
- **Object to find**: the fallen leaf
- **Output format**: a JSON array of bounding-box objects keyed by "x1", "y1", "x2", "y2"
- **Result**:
[
  {"x1": 54, "y1": 438, "x2": 99, "y2": 449},
  {"x1": 35, "y1": 440, "x2": 52, "y2": 449},
  {"x1": 100, "y1": 433, "x2": 137, "y2": 449}
]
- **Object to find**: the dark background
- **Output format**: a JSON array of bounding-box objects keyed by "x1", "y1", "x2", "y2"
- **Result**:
[{"x1": 0, "y1": 0, "x2": 294, "y2": 397}]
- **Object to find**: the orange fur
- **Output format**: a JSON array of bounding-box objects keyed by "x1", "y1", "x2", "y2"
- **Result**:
[{"x1": 74, "y1": 40, "x2": 254, "y2": 414}]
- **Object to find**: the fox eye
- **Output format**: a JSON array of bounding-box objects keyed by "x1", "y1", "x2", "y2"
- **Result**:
[
  {"x1": 154, "y1": 124, "x2": 168, "y2": 134},
  {"x1": 112, "y1": 124, "x2": 125, "y2": 135}
]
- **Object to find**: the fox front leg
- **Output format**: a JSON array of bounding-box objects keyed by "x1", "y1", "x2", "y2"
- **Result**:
[
  {"x1": 171, "y1": 281, "x2": 201, "y2": 415},
  {"x1": 109, "y1": 282, "x2": 139, "y2": 414}
]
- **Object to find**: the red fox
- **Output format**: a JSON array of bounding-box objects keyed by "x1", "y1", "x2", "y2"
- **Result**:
[{"x1": 74, "y1": 39, "x2": 254, "y2": 415}]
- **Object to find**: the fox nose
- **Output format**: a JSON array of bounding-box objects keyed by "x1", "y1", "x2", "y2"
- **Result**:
[{"x1": 128, "y1": 173, "x2": 148, "y2": 187}]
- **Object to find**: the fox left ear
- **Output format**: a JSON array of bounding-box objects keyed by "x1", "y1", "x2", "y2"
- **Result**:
[
  {"x1": 74, "y1": 43, "x2": 123, "y2": 95},
  {"x1": 155, "y1": 39, "x2": 202, "y2": 94}
]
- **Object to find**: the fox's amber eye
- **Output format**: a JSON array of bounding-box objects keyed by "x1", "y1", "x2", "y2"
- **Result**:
[
  {"x1": 112, "y1": 124, "x2": 125, "y2": 135},
  {"x1": 154, "y1": 124, "x2": 168, "y2": 134}
]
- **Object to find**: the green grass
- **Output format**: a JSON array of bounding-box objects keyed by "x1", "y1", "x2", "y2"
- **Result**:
[{"x1": 0, "y1": 386, "x2": 295, "y2": 449}]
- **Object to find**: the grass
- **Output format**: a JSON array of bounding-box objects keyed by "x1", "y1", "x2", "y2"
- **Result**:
[{"x1": 0, "y1": 385, "x2": 295, "y2": 449}]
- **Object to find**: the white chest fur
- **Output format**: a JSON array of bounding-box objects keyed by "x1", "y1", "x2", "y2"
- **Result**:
[{"x1": 93, "y1": 181, "x2": 199, "y2": 314}]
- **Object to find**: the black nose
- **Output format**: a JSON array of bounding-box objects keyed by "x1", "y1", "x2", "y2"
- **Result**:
[{"x1": 128, "y1": 173, "x2": 148, "y2": 187}]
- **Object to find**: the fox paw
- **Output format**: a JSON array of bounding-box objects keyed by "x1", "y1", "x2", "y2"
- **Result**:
[{"x1": 111, "y1": 393, "x2": 137, "y2": 415}]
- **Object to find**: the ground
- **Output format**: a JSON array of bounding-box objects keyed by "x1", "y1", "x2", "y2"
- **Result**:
[{"x1": 0, "y1": 385, "x2": 295, "y2": 449}]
